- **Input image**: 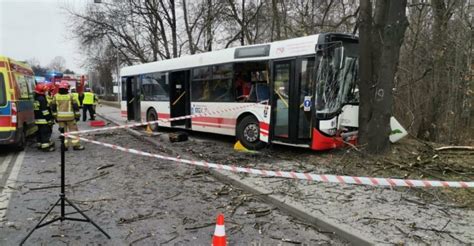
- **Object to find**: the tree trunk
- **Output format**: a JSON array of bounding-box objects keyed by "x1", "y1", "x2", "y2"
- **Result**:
[
  {"x1": 359, "y1": 0, "x2": 408, "y2": 154},
  {"x1": 182, "y1": 0, "x2": 196, "y2": 54}
]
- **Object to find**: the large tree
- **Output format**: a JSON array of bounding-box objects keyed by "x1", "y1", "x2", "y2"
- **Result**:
[{"x1": 359, "y1": 0, "x2": 409, "y2": 154}]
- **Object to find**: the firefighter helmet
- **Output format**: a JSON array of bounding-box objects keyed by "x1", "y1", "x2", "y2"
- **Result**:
[
  {"x1": 34, "y1": 83, "x2": 46, "y2": 95},
  {"x1": 59, "y1": 82, "x2": 70, "y2": 89}
]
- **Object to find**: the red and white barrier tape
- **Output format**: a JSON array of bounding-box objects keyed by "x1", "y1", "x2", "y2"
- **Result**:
[
  {"x1": 67, "y1": 135, "x2": 474, "y2": 188},
  {"x1": 66, "y1": 102, "x2": 267, "y2": 135}
]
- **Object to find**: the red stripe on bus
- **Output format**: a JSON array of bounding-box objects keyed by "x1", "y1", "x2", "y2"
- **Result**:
[
  {"x1": 0, "y1": 116, "x2": 12, "y2": 126},
  {"x1": 0, "y1": 61, "x2": 5, "y2": 67},
  {"x1": 259, "y1": 122, "x2": 269, "y2": 130},
  {"x1": 192, "y1": 116, "x2": 236, "y2": 125},
  {"x1": 158, "y1": 113, "x2": 170, "y2": 119},
  {"x1": 192, "y1": 122, "x2": 235, "y2": 129}
]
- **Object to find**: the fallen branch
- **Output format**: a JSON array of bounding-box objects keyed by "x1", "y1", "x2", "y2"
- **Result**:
[
  {"x1": 435, "y1": 146, "x2": 474, "y2": 151},
  {"x1": 97, "y1": 164, "x2": 115, "y2": 171},
  {"x1": 129, "y1": 233, "x2": 152, "y2": 245},
  {"x1": 70, "y1": 198, "x2": 116, "y2": 204},
  {"x1": 184, "y1": 222, "x2": 214, "y2": 230},
  {"x1": 119, "y1": 212, "x2": 155, "y2": 224},
  {"x1": 73, "y1": 171, "x2": 110, "y2": 186},
  {"x1": 270, "y1": 236, "x2": 302, "y2": 245},
  {"x1": 29, "y1": 185, "x2": 65, "y2": 191},
  {"x1": 160, "y1": 232, "x2": 178, "y2": 245}
]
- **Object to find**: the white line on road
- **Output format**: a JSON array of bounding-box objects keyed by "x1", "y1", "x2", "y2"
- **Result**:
[{"x1": 0, "y1": 151, "x2": 25, "y2": 221}]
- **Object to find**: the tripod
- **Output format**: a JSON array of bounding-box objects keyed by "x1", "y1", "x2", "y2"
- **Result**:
[{"x1": 20, "y1": 128, "x2": 110, "y2": 245}]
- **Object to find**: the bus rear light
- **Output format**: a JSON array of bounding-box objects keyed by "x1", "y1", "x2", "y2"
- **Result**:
[{"x1": 11, "y1": 102, "x2": 17, "y2": 126}]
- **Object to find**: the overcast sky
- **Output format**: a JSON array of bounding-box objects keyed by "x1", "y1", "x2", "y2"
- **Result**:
[{"x1": 0, "y1": 0, "x2": 87, "y2": 73}]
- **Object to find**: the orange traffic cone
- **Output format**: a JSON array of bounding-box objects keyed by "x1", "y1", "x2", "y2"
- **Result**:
[{"x1": 212, "y1": 213, "x2": 227, "y2": 246}]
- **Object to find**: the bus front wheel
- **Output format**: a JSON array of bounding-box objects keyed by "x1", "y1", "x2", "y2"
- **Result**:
[
  {"x1": 146, "y1": 108, "x2": 159, "y2": 131},
  {"x1": 237, "y1": 115, "x2": 266, "y2": 150}
]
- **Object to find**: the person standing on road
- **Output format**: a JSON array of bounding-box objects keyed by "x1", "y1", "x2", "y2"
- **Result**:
[
  {"x1": 33, "y1": 84, "x2": 55, "y2": 152},
  {"x1": 82, "y1": 88, "x2": 98, "y2": 121},
  {"x1": 51, "y1": 82, "x2": 85, "y2": 150},
  {"x1": 70, "y1": 87, "x2": 82, "y2": 109}
]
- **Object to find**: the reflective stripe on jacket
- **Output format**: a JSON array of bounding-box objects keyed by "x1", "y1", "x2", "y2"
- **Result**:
[
  {"x1": 34, "y1": 94, "x2": 53, "y2": 124},
  {"x1": 52, "y1": 94, "x2": 77, "y2": 121}
]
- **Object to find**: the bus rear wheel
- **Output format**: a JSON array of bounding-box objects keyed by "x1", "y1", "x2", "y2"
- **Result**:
[
  {"x1": 237, "y1": 115, "x2": 266, "y2": 150},
  {"x1": 146, "y1": 108, "x2": 159, "y2": 131}
]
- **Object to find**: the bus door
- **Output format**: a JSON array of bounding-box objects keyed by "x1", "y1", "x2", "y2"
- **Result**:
[
  {"x1": 126, "y1": 76, "x2": 141, "y2": 122},
  {"x1": 271, "y1": 59, "x2": 313, "y2": 146},
  {"x1": 169, "y1": 70, "x2": 190, "y2": 128}
]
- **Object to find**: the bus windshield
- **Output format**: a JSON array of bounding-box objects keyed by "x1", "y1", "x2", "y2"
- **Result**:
[
  {"x1": 0, "y1": 73, "x2": 6, "y2": 107},
  {"x1": 315, "y1": 42, "x2": 358, "y2": 117}
]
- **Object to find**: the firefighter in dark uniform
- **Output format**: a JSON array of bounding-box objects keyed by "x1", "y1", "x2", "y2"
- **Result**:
[{"x1": 34, "y1": 83, "x2": 55, "y2": 152}]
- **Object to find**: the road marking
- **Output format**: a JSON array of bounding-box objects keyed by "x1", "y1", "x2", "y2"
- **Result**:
[
  {"x1": 0, "y1": 151, "x2": 25, "y2": 221},
  {"x1": 0, "y1": 154, "x2": 13, "y2": 178}
]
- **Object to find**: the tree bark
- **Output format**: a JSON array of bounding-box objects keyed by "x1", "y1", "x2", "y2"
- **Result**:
[{"x1": 359, "y1": 0, "x2": 408, "y2": 154}]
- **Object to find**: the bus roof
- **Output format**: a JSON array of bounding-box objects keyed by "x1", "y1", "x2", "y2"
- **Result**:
[{"x1": 121, "y1": 34, "x2": 333, "y2": 77}]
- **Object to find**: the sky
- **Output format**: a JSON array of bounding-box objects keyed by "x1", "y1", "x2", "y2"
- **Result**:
[{"x1": 0, "y1": 0, "x2": 87, "y2": 74}]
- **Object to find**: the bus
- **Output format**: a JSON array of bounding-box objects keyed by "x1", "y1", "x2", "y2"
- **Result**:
[
  {"x1": 0, "y1": 56, "x2": 37, "y2": 150},
  {"x1": 120, "y1": 33, "x2": 360, "y2": 150}
]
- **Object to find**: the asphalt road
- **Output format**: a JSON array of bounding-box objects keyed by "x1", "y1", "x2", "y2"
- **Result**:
[{"x1": 0, "y1": 120, "x2": 346, "y2": 245}]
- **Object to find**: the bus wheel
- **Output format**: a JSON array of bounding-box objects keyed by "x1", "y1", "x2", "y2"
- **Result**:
[
  {"x1": 15, "y1": 128, "x2": 26, "y2": 151},
  {"x1": 146, "y1": 108, "x2": 159, "y2": 131},
  {"x1": 237, "y1": 115, "x2": 266, "y2": 150}
]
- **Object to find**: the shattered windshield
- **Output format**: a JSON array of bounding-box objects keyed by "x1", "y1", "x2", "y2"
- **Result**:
[{"x1": 315, "y1": 42, "x2": 358, "y2": 116}]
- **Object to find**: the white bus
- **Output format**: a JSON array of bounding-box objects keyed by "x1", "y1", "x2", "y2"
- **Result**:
[{"x1": 120, "y1": 33, "x2": 360, "y2": 150}]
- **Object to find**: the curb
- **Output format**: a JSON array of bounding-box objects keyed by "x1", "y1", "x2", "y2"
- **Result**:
[{"x1": 96, "y1": 111, "x2": 377, "y2": 245}]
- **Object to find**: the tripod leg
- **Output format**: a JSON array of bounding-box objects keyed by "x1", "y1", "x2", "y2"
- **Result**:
[
  {"x1": 20, "y1": 198, "x2": 61, "y2": 245},
  {"x1": 64, "y1": 197, "x2": 111, "y2": 239}
]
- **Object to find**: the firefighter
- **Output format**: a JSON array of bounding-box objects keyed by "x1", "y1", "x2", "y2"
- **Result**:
[
  {"x1": 51, "y1": 82, "x2": 85, "y2": 150},
  {"x1": 70, "y1": 87, "x2": 82, "y2": 108},
  {"x1": 34, "y1": 83, "x2": 55, "y2": 152},
  {"x1": 82, "y1": 87, "x2": 98, "y2": 121},
  {"x1": 46, "y1": 83, "x2": 54, "y2": 106}
]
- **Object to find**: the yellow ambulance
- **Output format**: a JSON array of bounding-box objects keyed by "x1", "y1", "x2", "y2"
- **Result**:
[{"x1": 0, "y1": 56, "x2": 37, "y2": 150}]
